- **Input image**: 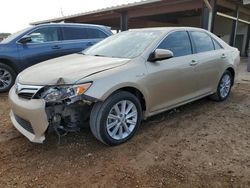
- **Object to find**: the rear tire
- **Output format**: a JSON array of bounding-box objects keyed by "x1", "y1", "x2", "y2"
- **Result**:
[
  {"x1": 0, "y1": 63, "x2": 16, "y2": 92},
  {"x1": 210, "y1": 70, "x2": 233, "y2": 102},
  {"x1": 90, "y1": 91, "x2": 142, "y2": 146}
]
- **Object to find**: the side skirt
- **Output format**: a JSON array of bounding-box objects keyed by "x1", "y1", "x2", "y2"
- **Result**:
[{"x1": 144, "y1": 92, "x2": 214, "y2": 119}]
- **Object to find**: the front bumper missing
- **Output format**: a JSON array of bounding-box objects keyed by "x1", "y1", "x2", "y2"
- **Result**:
[
  {"x1": 9, "y1": 87, "x2": 49, "y2": 143},
  {"x1": 9, "y1": 86, "x2": 98, "y2": 143}
]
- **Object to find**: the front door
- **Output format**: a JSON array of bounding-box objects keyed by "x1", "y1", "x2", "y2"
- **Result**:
[
  {"x1": 18, "y1": 27, "x2": 63, "y2": 69},
  {"x1": 144, "y1": 30, "x2": 198, "y2": 113}
]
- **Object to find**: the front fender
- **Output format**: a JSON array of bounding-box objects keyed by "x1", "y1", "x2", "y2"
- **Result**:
[
  {"x1": 100, "y1": 82, "x2": 149, "y2": 102},
  {"x1": 82, "y1": 61, "x2": 150, "y2": 111},
  {"x1": 86, "y1": 81, "x2": 151, "y2": 119}
]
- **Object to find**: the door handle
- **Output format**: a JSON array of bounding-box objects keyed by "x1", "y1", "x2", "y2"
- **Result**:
[
  {"x1": 189, "y1": 60, "x2": 198, "y2": 66},
  {"x1": 51, "y1": 45, "x2": 61, "y2": 49},
  {"x1": 221, "y1": 53, "x2": 226, "y2": 59}
]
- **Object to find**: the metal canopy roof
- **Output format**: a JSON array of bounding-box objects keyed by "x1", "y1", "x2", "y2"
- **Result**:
[
  {"x1": 31, "y1": 0, "x2": 162, "y2": 25},
  {"x1": 31, "y1": 0, "x2": 250, "y2": 27}
]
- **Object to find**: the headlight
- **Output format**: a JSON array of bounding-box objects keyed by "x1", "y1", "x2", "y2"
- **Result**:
[{"x1": 41, "y1": 83, "x2": 92, "y2": 102}]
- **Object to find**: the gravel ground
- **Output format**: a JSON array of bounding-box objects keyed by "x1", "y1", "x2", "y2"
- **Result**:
[
  {"x1": 0, "y1": 61, "x2": 250, "y2": 187},
  {"x1": 0, "y1": 61, "x2": 250, "y2": 188}
]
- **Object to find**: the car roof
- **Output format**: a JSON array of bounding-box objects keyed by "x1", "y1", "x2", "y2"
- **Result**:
[
  {"x1": 130, "y1": 26, "x2": 230, "y2": 49},
  {"x1": 130, "y1": 27, "x2": 208, "y2": 33},
  {"x1": 34, "y1": 23, "x2": 109, "y2": 29}
]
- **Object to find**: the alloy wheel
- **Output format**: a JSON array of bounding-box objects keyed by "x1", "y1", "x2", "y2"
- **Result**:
[
  {"x1": 0, "y1": 68, "x2": 12, "y2": 90},
  {"x1": 219, "y1": 74, "x2": 231, "y2": 98},
  {"x1": 106, "y1": 100, "x2": 138, "y2": 140}
]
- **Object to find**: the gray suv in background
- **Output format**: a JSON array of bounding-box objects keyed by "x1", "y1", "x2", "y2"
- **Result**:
[{"x1": 0, "y1": 23, "x2": 112, "y2": 92}]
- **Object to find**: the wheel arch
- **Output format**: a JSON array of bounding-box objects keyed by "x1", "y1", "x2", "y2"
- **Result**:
[
  {"x1": 99, "y1": 83, "x2": 148, "y2": 113},
  {"x1": 0, "y1": 58, "x2": 18, "y2": 73},
  {"x1": 226, "y1": 67, "x2": 235, "y2": 84},
  {"x1": 116, "y1": 86, "x2": 146, "y2": 111}
]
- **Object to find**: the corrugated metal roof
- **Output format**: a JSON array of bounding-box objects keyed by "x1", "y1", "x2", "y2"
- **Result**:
[{"x1": 30, "y1": 0, "x2": 162, "y2": 25}]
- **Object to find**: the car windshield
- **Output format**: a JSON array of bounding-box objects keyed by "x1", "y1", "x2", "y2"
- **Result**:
[
  {"x1": 83, "y1": 30, "x2": 161, "y2": 59},
  {"x1": 1, "y1": 27, "x2": 32, "y2": 44}
]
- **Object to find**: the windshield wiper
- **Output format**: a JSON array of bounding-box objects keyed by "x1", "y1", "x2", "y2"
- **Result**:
[
  {"x1": 94, "y1": 54, "x2": 106, "y2": 57},
  {"x1": 78, "y1": 53, "x2": 106, "y2": 57},
  {"x1": 77, "y1": 51, "x2": 85, "y2": 55}
]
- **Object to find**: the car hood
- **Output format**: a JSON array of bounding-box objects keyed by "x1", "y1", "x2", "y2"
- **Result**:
[{"x1": 18, "y1": 53, "x2": 130, "y2": 85}]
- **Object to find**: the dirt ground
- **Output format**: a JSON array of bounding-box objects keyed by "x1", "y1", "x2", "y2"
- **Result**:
[{"x1": 0, "y1": 60, "x2": 250, "y2": 187}]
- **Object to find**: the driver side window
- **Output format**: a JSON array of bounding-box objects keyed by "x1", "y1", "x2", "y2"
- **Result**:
[
  {"x1": 29, "y1": 27, "x2": 60, "y2": 43},
  {"x1": 157, "y1": 31, "x2": 192, "y2": 57}
]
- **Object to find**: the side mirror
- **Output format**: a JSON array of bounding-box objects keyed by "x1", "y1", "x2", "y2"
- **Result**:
[
  {"x1": 148, "y1": 49, "x2": 174, "y2": 62},
  {"x1": 19, "y1": 35, "x2": 32, "y2": 44}
]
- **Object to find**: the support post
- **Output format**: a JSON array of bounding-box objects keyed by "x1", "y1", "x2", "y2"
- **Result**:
[
  {"x1": 201, "y1": 0, "x2": 213, "y2": 31},
  {"x1": 201, "y1": 2, "x2": 210, "y2": 30},
  {"x1": 229, "y1": 6, "x2": 239, "y2": 47},
  {"x1": 245, "y1": 21, "x2": 250, "y2": 57},
  {"x1": 120, "y1": 11, "x2": 128, "y2": 31},
  {"x1": 211, "y1": 0, "x2": 217, "y2": 33}
]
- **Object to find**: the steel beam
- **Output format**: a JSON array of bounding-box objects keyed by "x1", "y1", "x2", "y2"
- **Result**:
[
  {"x1": 211, "y1": 0, "x2": 217, "y2": 33},
  {"x1": 229, "y1": 6, "x2": 239, "y2": 47},
  {"x1": 201, "y1": 2, "x2": 210, "y2": 30},
  {"x1": 120, "y1": 11, "x2": 128, "y2": 31},
  {"x1": 245, "y1": 21, "x2": 250, "y2": 56}
]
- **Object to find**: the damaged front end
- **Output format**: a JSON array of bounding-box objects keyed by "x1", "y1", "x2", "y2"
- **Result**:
[{"x1": 33, "y1": 81, "x2": 98, "y2": 141}]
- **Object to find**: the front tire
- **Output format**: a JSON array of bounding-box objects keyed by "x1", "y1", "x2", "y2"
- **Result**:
[
  {"x1": 210, "y1": 70, "x2": 233, "y2": 102},
  {"x1": 90, "y1": 91, "x2": 142, "y2": 146},
  {"x1": 0, "y1": 63, "x2": 16, "y2": 92}
]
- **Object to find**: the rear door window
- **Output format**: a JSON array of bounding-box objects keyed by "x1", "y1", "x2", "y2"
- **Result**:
[
  {"x1": 190, "y1": 31, "x2": 214, "y2": 53},
  {"x1": 157, "y1": 31, "x2": 192, "y2": 57},
  {"x1": 62, "y1": 27, "x2": 88, "y2": 40},
  {"x1": 86, "y1": 28, "x2": 108, "y2": 38},
  {"x1": 62, "y1": 27, "x2": 108, "y2": 40}
]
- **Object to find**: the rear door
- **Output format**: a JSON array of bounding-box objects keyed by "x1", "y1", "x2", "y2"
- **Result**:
[
  {"x1": 18, "y1": 26, "x2": 63, "y2": 68},
  {"x1": 60, "y1": 26, "x2": 109, "y2": 55},
  {"x1": 189, "y1": 31, "x2": 225, "y2": 95},
  {"x1": 145, "y1": 30, "x2": 198, "y2": 112}
]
